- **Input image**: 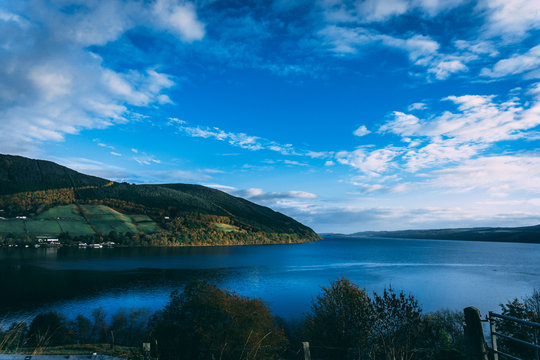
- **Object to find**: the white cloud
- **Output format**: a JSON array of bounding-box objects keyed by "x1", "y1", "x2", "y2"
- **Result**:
[
  {"x1": 403, "y1": 140, "x2": 480, "y2": 171},
  {"x1": 320, "y1": 0, "x2": 466, "y2": 24},
  {"x1": 306, "y1": 151, "x2": 334, "y2": 159},
  {"x1": 153, "y1": 0, "x2": 205, "y2": 42},
  {"x1": 428, "y1": 155, "x2": 540, "y2": 194},
  {"x1": 382, "y1": 91, "x2": 540, "y2": 146},
  {"x1": 480, "y1": 0, "x2": 540, "y2": 39},
  {"x1": 357, "y1": 0, "x2": 409, "y2": 22},
  {"x1": 454, "y1": 40, "x2": 499, "y2": 57},
  {"x1": 427, "y1": 59, "x2": 468, "y2": 80},
  {"x1": 353, "y1": 125, "x2": 371, "y2": 137},
  {"x1": 172, "y1": 122, "x2": 300, "y2": 155},
  {"x1": 379, "y1": 111, "x2": 422, "y2": 136},
  {"x1": 203, "y1": 184, "x2": 237, "y2": 191},
  {"x1": 133, "y1": 154, "x2": 161, "y2": 165},
  {"x1": 0, "y1": 1, "x2": 201, "y2": 155},
  {"x1": 336, "y1": 148, "x2": 399, "y2": 175},
  {"x1": 319, "y1": 29, "x2": 470, "y2": 80},
  {"x1": 234, "y1": 188, "x2": 318, "y2": 204},
  {"x1": 481, "y1": 45, "x2": 540, "y2": 78},
  {"x1": 146, "y1": 169, "x2": 211, "y2": 182},
  {"x1": 408, "y1": 102, "x2": 427, "y2": 111},
  {"x1": 338, "y1": 86, "x2": 540, "y2": 175},
  {"x1": 283, "y1": 160, "x2": 309, "y2": 166},
  {"x1": 54, "y1": 157, "x2": 130, "y2": 180},
  {"x1": 317, "y1": 25, "x2": 376, "y2": 54}
]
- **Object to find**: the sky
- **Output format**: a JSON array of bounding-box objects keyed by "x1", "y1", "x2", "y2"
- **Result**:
[{"x1": 1, "y1": 0, "x2": 540, "y2": 233}]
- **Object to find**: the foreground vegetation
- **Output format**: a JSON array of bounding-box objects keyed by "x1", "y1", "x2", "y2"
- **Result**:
[{"x1": 2, "y1": 278, "x2": 537, "y2": 360}]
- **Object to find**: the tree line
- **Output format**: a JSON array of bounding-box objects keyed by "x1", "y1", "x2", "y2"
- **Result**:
[{"x1": 1, "y1": 279, "x2": 538, "y2": 360}]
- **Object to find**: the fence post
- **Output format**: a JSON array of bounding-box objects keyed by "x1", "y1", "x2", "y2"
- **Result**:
[
  {"x1": 535, "y1": 327, "x2": 539, "y2": 360},
  {"x1": 302, "y1": 341, "x2": 311, "y2": 360},
  {"x1": 489, "y1": 315, "x2": 498, "y2": 360},
  {"x1": 464, "y1": 307, "x2": 489, "y2": 360}
]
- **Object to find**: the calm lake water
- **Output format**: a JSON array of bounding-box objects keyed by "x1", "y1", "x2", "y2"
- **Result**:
[{"x1": 1, "y1": 237, "x2": 539, "y2": 324}]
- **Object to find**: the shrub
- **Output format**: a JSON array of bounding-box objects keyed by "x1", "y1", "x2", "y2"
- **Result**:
[
  {"x1": 304, "y1": 277, "x2": 374, "y2": 359},
  {"x1": 150, "y1": 281, "x2": 288, "y2": 360},
  {"x1": 371, "y1": 287, "x2": 423, "y2": 360},
  {"x1": 496, "y1": 289, "x2": 540, "y2": 359},
  {"x1": 28, "y1": 312, "x2": 73, "y2": 347}
]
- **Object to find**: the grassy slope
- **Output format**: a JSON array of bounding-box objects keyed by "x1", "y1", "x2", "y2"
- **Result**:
[{"x1": 0, "y1": 204, "x2": 158, "y2": 236}]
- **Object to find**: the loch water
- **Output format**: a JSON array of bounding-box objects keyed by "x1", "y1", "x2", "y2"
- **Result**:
[{"x1": 1, "y1": 236, "x2": 538, "y2": 323}]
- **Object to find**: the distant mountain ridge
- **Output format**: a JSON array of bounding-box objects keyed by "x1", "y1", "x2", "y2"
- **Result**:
[
  {"x1": 0, "y1": 154, "x2": 320, "y2": 246},
  {"x1": 330, "y1": 225, "x2": 540, "y2": 244}
]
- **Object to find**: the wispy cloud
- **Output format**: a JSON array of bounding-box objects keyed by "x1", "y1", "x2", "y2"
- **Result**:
[
  {"x1": 481, "y1": 45, "x2": 540, "y2": 78},
  {"x1": 170, "y1": 122, "x2": 299, "y2": 155},
  {"x1": 234, "y1": 188, "x2": 317, "y2": 204},
  {"x1": 133, "y1": 153, "x2": 161, "y2": 165}
]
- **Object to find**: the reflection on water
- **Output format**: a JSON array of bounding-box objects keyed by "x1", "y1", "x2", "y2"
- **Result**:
[{"x1": 0, "y1": 237, "x2": 538, "y2": 322}]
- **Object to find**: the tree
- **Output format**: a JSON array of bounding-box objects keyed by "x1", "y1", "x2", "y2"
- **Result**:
[
  {"x1": 371, "y1": 288, "x2": 423, "y2": 360},
  {"x1": 150, "y1": 281, "x2": 288, "y2": 360},
  {"x1": 496, "y1": 290, "x2": 540, "y2": 359},
  {"x1": 28, "y1": 312, "x2": 72, "y2": 346},
  {"x1": 110, "y1": 308, "x2": 152, "y2": 346},
  {"x1": 91, "y1": 307, "x2": 109, "y2": 343},
  {"x1": 304, "y1": 277, "x2": 374, "y2": 359},
  {"x1": 72, "y1": 314, "x2": 92, "y2": 344},
  {"x1": 420, "y1": 310, "x2": 465, "y2": 360}
]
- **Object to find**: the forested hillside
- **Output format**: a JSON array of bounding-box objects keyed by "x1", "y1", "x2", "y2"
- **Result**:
[{"x1": 0, "y1": 154, "x2": 320, "y2": 246}]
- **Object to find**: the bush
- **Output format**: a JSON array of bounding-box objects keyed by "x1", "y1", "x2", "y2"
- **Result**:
[
  {"x1": 28, "y1": 312, "x2": 73, "y2": 347},
  {"x1": 150, "y1": 281, "x2": 288, "y2": 360},
  {"x1": 371, "y1": 287, "x2": 423, "y2": 360},
  {"x1": 419, "y1": 310, "x2": 465, "y2": 360},
  {"x1": 496, "y1": 290, "x2": 540, "y2": 359},
  {"x1": 304, "y1": 277, "x2": 374, "y2": 359},
  {"x1": 303, "y1": 279, "x2": 457, "y2": 360}
]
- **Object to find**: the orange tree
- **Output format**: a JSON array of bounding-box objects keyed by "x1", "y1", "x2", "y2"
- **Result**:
[{"x1": 150, "y1": 281, "x2": 288, "y2": 360}]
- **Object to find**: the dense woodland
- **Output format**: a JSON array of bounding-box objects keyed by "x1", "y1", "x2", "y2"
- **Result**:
[{"x1": 1, "y1": 279, "x2": 538, "y2": 360}]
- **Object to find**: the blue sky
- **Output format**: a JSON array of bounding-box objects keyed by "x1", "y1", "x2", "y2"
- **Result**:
[{"x1": 1, "y1": 0, "x2": 540, "y2": 232}]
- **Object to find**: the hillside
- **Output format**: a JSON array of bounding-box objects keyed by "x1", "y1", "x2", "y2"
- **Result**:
[
  {"x1": 0, "y1": 154, "x2": 320, "y2": 246},
  {"x1": 352, "y1": 225, "x2": 540, "y2": 244}
]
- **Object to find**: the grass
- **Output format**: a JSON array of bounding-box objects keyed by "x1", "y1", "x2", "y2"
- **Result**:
[
  {"x1": 214, "y1": 223, "x2": 239, "y2": 232},
  {"x1": 56, "y1": 220, "x2": 95, "y2": 236},
  {"x1": 0, "y1": 219, "x2": 26, "y2": 234},
  {"x1": 2, "y1": 343, "x2": 143, "y2": 359},
  {"x1": 0, "y1": 204, "x2": 159, "y2": 237},
  {"x1": 26, "y1": 219, "x2": 62, "y2": 235},
  {"x1": 36, "y1": 204, "x2": 81, "y2": 220}
]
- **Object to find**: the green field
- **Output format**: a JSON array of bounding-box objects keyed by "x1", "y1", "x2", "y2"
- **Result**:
[
  {"x1": 0, "y1": 204, "x2": 159, "y2": 237},
  {"x1": 0, "y1": 219, "x2": 26, "y2": 234},
  {"x1": 26, "y1": 219, "x2": 63, "y2": 235},
  {"x1": 36, "y1": 205, "x2": 82, "y2": 220},
  {"x1": 57, "y1": 220, "x2": 95, "y2": 236},
  {"x1": 214, "y1": 223, "x2": 239, "y2": 232}
]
